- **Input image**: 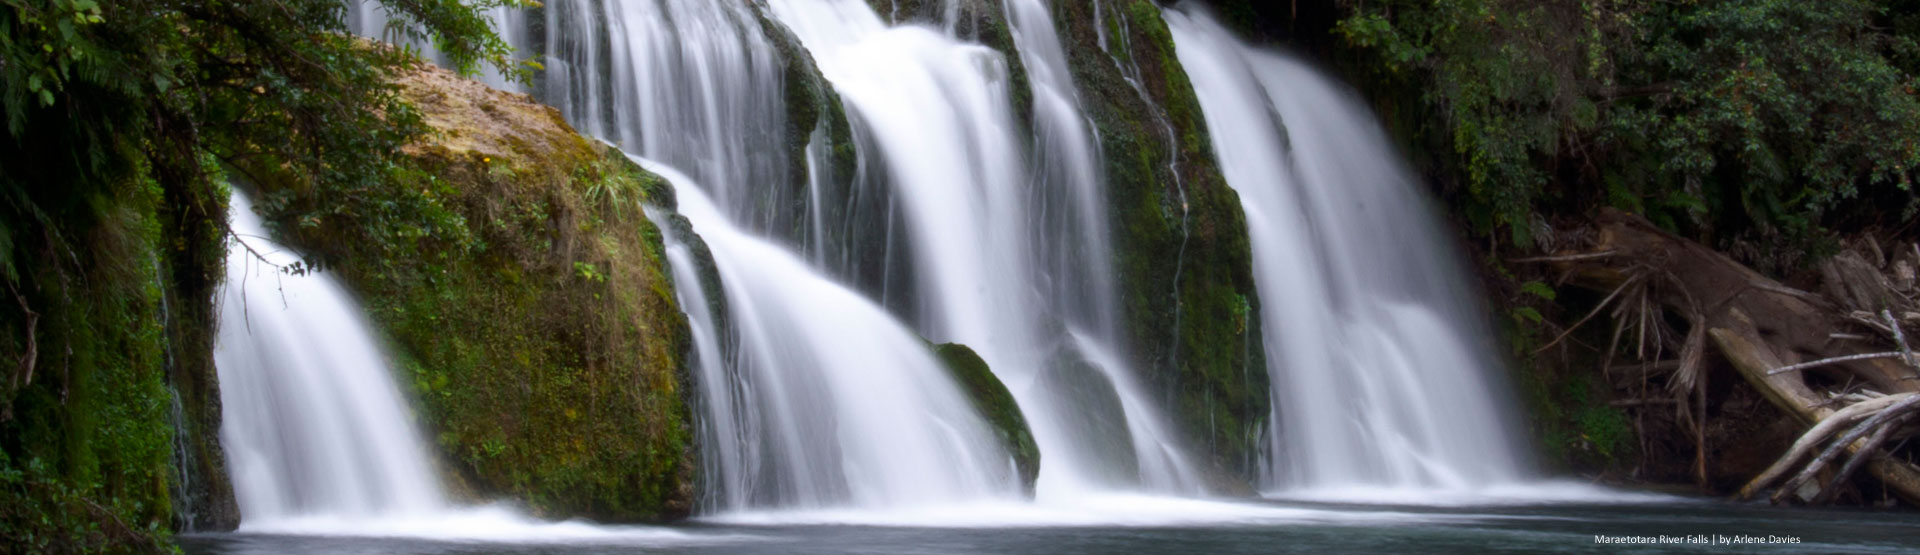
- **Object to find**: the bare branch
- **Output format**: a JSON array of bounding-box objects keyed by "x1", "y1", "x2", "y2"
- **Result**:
[
  {"x1": 1739, "y1": 393, "x2": 1913, "y2": 499},
  {"x1": 1885, "y1": 309, "x2": 1917, "y2": 369},
  {"x1": 1771, "y1": 394, "x2": 1920, "y2": 504},
  {"x1": 1508, "y1": 250, "x2": 1617, "y2": 263},
  {"x1": 7, "y1": 280, "x2": 36, "y2": 393},
  {"x1": 1535, "y1": 274, "x2": 1640, "y2": 354},
  {"x1": 1767, "y1": 352, "x2": 1906, "y2": 376},
  {"x1": 1813, "y1": 413, "x2": 1913, "y2": 505}
]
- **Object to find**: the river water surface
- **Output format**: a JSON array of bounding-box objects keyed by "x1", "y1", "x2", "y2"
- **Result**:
[{"x1": 183, "y1": 496, "x2": 1920, "y2": 554}]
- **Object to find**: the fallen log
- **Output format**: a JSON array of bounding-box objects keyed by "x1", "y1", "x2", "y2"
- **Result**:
[
  {"x1": 1735, "y1": 392, "x2": 1912, "y2": 499},
  {"x1": 1768, "y1": 394, "x2": 1920, "y2": 504},
  {"x1": 1551, "y1": 210, "x2": 1920, "y2": 505},
  {"x1": 1813, "y1": 413, "x2": 1915, "y2": 505}
]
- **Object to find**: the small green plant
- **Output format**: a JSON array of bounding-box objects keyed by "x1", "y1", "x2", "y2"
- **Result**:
[
  {"x1": 1575, "y1": 405, "x2": 1634, "y2": 461},
  {"x1": 573, "y1": 261, "x2": 606, "y2": 283}
]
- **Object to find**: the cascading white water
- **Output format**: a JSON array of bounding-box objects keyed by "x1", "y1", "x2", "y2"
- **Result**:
[
  {"x1": 642, "y1": 158, "x2": 1020, "y2": 510},
  {"x1": 1001, "y1": 0, "x2": 1207, "y2": 495},
  {"x1": 215, "y1": 193, "x2": 447, "y2": 522},
  {"x1": 766, "y1": 0, "x2": 1204, "y2": 497},
  {"x1": 559, "y1": 0, "x2": 790, "y2": 220},
  {"x1": 214, "y1": 193, "x2": 737, "y2": 543},
  {"x1": 765, "y1": 0, "x2": 1037, "y2": 357},
  {"x1": 499, "y1": 0, "x2": 1207, "y2": 502},
  {"x1": 1004, "y1": 0, "x2": 1114, "y2": 337},
  {"x1": 1165, "y1": 7, "x2": 1529, "y2": 496}
]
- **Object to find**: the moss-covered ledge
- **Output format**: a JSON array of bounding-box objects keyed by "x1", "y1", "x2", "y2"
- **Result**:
[
  {"x1": 932, "y1": 343, "x2": 1040, "y2": 495},
  {"x1": 1054, "y1": 0, "x2": 1270, "y2": 491},
  {"x1": 254, "y1": 62, "x2": 697, "y2": 521}
]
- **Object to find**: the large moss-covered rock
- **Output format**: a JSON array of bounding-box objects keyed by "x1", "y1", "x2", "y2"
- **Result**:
[
  {"x1": 931, "y1": 343, "x2": 1039, "y2": 494},
  {"x1": 1053, "y1": 0, "x2": 1270, "y2": 489},
  {"x1": 257, "y1": 62, "x2": 696, "y2": 521}
]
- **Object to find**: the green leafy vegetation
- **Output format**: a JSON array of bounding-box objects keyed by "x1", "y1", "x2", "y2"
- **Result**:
[
  {"x1": 1334, "y1": 0, "x2": 1920, "y2": 259},
  {"x1": 0, "y1": 184, "x2": 179, "y2": 551},
  {"x1": 1, "y1": 0, "x2": 524, "y2": 546}
]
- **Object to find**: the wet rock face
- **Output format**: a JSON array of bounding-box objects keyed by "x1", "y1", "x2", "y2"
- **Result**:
[
  {"x1": 1050, "y1": 0, "x2": 1270, "y2": 488},
  {"x1": 1034, "y1": 344, "x2": 1141, "y2": 487}
]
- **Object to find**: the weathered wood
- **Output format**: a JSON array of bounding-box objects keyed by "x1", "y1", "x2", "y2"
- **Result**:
[
  {"x1": 1564, "y1": 212, "x2": 1916, "y2": 394},
  {"x1": 1813, "y1": 413, "x2": 1913, "y2": 505},
  {"x1": 1734, "y1": 391, "x2": 1909, "y2": 500},
  {"x1": 1555, "y1": 210, "x2": 1920, "y2": 505},
  {"x1": 1771, "y1": 394, "x2": 1920, "y2": 504},
  {"x1": 1823, "y1": 250, "x2": 1903, "y2": 314},
  {"x1": 1767, "y1": 352, "x2": 1905, "y2": 376}
]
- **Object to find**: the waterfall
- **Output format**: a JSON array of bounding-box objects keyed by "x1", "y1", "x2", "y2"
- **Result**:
[
  {"x1": 643, "y1": 158, "x2": 1020, "y2": 511},
  {"x1": 214, "y1": 192, "x2": 735, "y2": 542},
  {"x1": 765, "y1": 0, "x2": 1203, "y2": 496},
  {"x1": 214, "y1": 192, "x2": 447, "y2": 524},
  {"x1": 474, "y1": 0, "x2": 1208, "y2": 503},
  {"x1": 1002, "y1": 0, "x2": 1207, "y2": 495},
  {"x1": 1165, "y1": 7, "x2": 1530, "y2": 495},
  {"x1": 332, "y1": 0, "x2": 1553, "y2": 513},
  {"x1": 1006, "y1": 0, "x2": 1116, "y2": 337}
]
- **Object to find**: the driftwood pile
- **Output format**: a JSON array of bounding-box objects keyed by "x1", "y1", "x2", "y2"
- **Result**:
[{"x1": 1539, "y1": 210, "x2": 1920, "y2": 505}]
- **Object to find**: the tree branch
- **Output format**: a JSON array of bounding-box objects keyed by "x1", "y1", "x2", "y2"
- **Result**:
[{"x1": 1767, "y1": 352, "x2": 1906, "y2": 376}]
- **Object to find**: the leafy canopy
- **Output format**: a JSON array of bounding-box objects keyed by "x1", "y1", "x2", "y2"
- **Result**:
[
  {"x1": 0, "y1": 0, "x2": 524, "y2": 283},
  {"x1": 1336, "y1": 0, "x2": 1920, "y2": 252}
]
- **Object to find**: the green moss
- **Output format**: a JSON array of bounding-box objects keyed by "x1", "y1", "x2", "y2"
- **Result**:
[
  {"x1": 157, "y1": 163, "x2": 242, "y2": 533},
  {"x1": 1054, "y1": 0, "x2": 1269, "y2": 489},
  {"x1": 1519, "y1": 348, "x2": 1638, "y2": 473},
  {"x1": 259, "y1": 69, "x2": 698, "y2": 521},
  {"x1": 0, "y1": 172, "x2": 225, "y2": 549},
  {"x1": 754, "y1": 9, "x2": 860, "y2": 247},
  {"x1": 932, "y1": 343, "x2": 1039, "y2": 495}
]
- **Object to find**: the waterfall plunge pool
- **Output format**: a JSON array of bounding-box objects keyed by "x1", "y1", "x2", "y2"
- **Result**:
[{"x1": 181, "y1": 495, "x2": 1920, "y2": 553}]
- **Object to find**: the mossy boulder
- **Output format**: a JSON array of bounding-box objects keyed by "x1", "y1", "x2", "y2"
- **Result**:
[
  {"x1": 931, "y1": 343, "x2": 1039, "y2": 495},
  {"x1": 254, "y1": 62, "x2": 696, "y2": 521},
  {"x1": 1053, "y1": 0, "x2": 1270, "y2": 489}
]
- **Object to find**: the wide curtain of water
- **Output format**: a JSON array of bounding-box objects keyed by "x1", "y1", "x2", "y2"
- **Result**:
[
  {"x1": 1165, "y1": 6, "x2": 1530, "y2": 497},
  {"x1": 335, "y1": 0, "x2": 1544, "y2": 514},
  {"x1": 764, "y1": 0, "x2": 1204, "y2": 499},
  {"x1": 216, "y1": 193, "x2": 454, "y2": 532},
  {"x1": 644, "y1": 158, "x2": 1021, "y2": 511}
]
